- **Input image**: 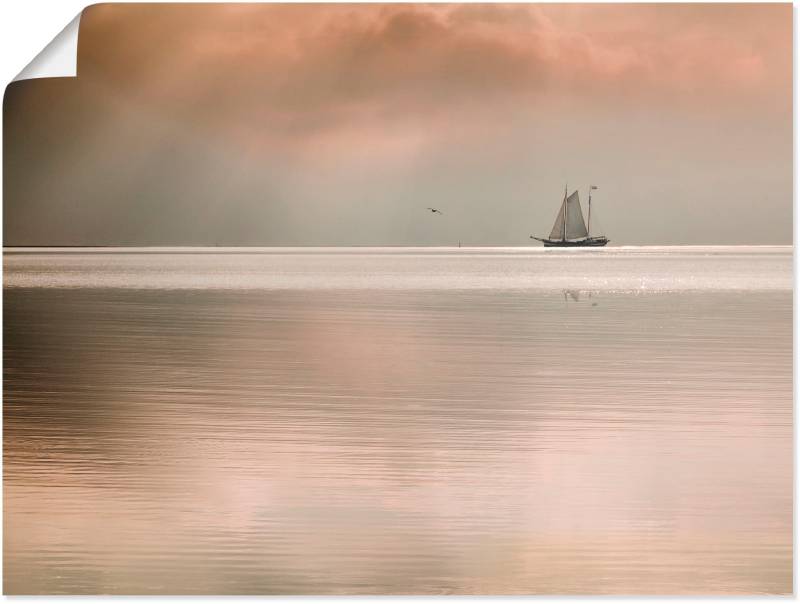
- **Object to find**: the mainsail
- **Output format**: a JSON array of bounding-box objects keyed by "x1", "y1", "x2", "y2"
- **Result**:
[
  {"x1": 548, "y1": 190, "x2": 588, "y2": 241},
  {"x1": 565, "y1": 191, "x2": 588, "y2": 240},
  {"x1": 548, "y1": 195, "x2": 567, "y2": 240}
]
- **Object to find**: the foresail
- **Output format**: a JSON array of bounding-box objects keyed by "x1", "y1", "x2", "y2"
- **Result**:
[
  {"x1": 565, "y1": 191, "x2": 588, "y2": 240},
  {"x1": 549, "y1": 198, "x2": 567, "y2": 240}
]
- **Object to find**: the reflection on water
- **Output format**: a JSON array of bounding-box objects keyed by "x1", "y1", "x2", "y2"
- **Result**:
[{"x1": 3, "y1": 248, "x2": 792, "y2": 594}]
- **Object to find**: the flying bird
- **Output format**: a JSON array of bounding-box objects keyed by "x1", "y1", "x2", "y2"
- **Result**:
[{"x1": 427, "y1": 207, "x2": 443, "y2": 215}]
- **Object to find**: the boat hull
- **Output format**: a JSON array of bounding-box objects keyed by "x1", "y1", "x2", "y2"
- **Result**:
[{"x1": 534, "y1": 237, "x2": 609, "y2": 247}]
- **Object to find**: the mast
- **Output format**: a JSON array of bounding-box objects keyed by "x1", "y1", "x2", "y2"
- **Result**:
[
  {"x1": 587, "y1": 188, "x2": 591, "y2": 237},
  {"x1": 562, "y1": 184, "x2": 568, "y2": 241},
  {"x1": 588, "y1": 185, "x2": 598, "y2": 238}
]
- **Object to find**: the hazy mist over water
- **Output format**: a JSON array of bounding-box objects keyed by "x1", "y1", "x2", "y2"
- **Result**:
[
  {"x1": 3, "y1": 4, "x2": 792, "y2": 247},
  {"x1": 3, "y1": 247, "x2": 792, "y2": 594}
]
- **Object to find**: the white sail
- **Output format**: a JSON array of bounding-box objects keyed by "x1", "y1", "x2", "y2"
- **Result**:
[
  {"x1": 565, "y1": 191, "x2": 588, "y2": 240},
  {"x1": 548, "y1": 196, "x2": 567, "y2": 240}
]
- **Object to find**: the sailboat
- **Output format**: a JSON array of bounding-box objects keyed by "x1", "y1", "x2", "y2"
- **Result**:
[{"x1": 531, "y1": 186, "x2": 609, "y2": 247}]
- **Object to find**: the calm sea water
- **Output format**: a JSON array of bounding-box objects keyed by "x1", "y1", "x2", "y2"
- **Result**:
[{"x1": 3, "y1": 247, "x2": 793, "y2": 595}]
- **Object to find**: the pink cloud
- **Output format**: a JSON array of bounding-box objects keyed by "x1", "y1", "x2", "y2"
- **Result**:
[{"x1": 68, "y1": 3, "x2": 791, "y2": 160}]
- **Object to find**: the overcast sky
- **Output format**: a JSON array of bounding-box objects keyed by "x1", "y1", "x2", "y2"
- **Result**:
[{"x1": 4, "y1": 3, "x2": 792, "y2": 246}]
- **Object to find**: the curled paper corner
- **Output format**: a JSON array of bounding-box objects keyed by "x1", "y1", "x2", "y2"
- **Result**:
[{"x1": 12, "y1": 12, "x2": 82, "y2": 82}]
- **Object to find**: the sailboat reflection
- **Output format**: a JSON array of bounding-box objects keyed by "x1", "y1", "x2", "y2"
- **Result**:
[{"x1": 562, "y1": 289, "x2": 598, "y2": 306}]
